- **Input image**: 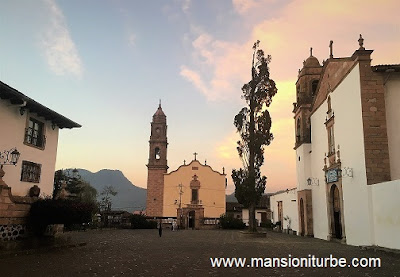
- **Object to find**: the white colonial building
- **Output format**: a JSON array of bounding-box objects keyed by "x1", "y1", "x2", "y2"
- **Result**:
[
  {"x1": 293, "y1": 35, "x2": 400, "y2": 249},
  {"x1": 0, "y1": 81, "x2": 80, "y2": 197},
  {"x1": 270, "y1": 188, "x2": 298, "y2": 234}
]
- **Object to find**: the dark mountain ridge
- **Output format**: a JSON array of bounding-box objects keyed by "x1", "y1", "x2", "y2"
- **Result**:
[{"x1": 75, "y1": 169, "x2": 146, "y2": 211}]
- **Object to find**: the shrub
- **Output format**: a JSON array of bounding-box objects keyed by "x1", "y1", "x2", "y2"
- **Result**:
[
  {"x1": 260, "y1": 219, "x2": 274, "y2": 229},
  {"x1": 219, "y1": 214, "x2": 246, "y2": 230},
  {"x1": 130, "y1": 214, "x2": 157, "y2": 229},
  {"x1": 28, "y1": 199, "x2": 97, "y2": 235}
]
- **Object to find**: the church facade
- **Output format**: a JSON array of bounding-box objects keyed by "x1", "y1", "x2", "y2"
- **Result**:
[
  {"x1": 294, "y1": 35, "x2": 400, "y2": 249},
  {"x1": 146, "y1": 104, "x2": 226, "y2": 229}
]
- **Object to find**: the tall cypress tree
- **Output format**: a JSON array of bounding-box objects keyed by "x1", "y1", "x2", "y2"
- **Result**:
[{"x1": 232, "y1": 40, "x2": 277, "y2": 232}]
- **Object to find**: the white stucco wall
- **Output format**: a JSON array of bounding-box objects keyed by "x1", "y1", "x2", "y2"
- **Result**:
[
  {"x1": 270, "y1": 188, "x2": 298, "y2": 232},
  {"x1": 306, "y1": 64, "x2": 376, "y2": 246},
  {"x1": 384, "y1": 76, "x2": 400, "y2": 180},
  {"x1": 370, "y1": 180, "x2": 400, "y2": 249},
  {"x1": 331, "y1": 63, "x2": 373, "y2": 246},
  {"x1": 309, "y1": 93, "x2": 330, "y2": 240},
  {"x1": 0, "y1": 99, "x2": 59, "y2": 196},
  {"x1": 163, "y1": 160, "x2": 226, "y2": 218},
  {"x1": 295, "y1": 144, "x2": 311, "y2": 191},
  {"x1": 241, "y1": 208, "x2": 268, "y2": 226}
]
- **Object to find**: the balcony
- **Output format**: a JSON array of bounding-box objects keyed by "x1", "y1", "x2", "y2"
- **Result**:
[
  {"x1": 24, "y1": 127, "x2": 46, "y2": 149},
  {"x1": 187, "y1": 200, "x2": 202, "y2": 208}
]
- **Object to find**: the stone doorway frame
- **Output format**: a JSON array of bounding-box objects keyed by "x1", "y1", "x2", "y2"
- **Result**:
[
  {"x1": 326, "y1": 181, "x2": 346, "y2": 242},
  {"x1": 177, "y1": 206, "x2": 204, "y2": 230},
  {"x1": 297, "y1": 189, "x2": 313, "y2": 236},
  {"x1": 300, "y1": 198, "x2": 305, "y2": 236}
]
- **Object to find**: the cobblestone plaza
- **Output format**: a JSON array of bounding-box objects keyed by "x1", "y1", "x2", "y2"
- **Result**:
[{"x1": 1, "y1": 229, "x2": 399, "y2": 276}]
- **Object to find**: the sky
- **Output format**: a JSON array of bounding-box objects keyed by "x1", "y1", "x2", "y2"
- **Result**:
[{"x1": 1, "y1": 0, "x2": 399, "y2": 195}]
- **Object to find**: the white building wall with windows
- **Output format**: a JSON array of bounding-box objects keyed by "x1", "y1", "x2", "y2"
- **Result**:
[
  {"x1": 0, "y1": 81, "x2": 80, "y2": 198},
  {"x1": 306, "y1": 64, "x2": 375, "y2": 245},
  {"x1": 270, "y1": 188, "x2": 298, "y2": 232},
  {"x1": 295, "y1": 50, "x2": 400, "y2": 249},
  {"x1": 330, "y1": 64, "x2": 374, "y2": 246},
  {"x1": 0, "y1": 99, "x2": 59, "y2": 196}
]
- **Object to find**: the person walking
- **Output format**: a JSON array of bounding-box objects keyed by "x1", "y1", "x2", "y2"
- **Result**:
[{"x1": 158, "y1": 219, "x2": 163, "y2": 237}]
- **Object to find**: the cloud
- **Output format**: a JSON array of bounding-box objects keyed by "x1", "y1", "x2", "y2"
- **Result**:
[
  {"x1": 181, "y1": 0, "x2": 191, "y2": 14},
  {"x1": 232, "y1": 0, "x2": 277, "y2": 15},
  {"x1": 40, "y1": 0, "x2": 83, "y2": 77},
  {"x1": 181, "y1": 0, "x2": 400, "y2": 102},
  {"x1": 128, "y1": 33, "x2": 136, "y2": 47}
]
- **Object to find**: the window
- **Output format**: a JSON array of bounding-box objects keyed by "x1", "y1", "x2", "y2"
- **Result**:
[
  {"x1": 155, "y1": 147, "x2": 160, "y2": 160},
  {"x1": 20, "y1": 161, "x2": 41, "y2": 183},
  {"x1": 328, "y1": 126, "x2": 335, "y2": 155},
  {"x1": 25, "y1": 118, "x2": 46, "y2": 148},
  {"x1": 191, "y1": 189, "x2": 198, "y2": 202},
  {"x1": 296, "y1": 118, "x2": 301, "y2": 142},
  {"x1": 327, "y1": 96, "x2": 332, "y2": 113},
  {"x1": 311, "y1": 80, "x2": 319, "y2": 97}
]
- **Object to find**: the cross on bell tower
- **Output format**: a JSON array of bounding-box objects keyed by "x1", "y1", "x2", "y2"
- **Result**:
[{"x1": 146, "y1": 103, "x2": 168, "y2": 217}]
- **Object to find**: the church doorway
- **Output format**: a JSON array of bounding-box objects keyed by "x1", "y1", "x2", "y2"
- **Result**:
[
  {"x1": 331, "y1": 184, "x2": 342, "y2": 239},
  {"x1": 300, "y1": 198, "x2": 305, "y2": 236},
  {"x1": 188, "y1": 211, "x2": 195, "y2": 229}
]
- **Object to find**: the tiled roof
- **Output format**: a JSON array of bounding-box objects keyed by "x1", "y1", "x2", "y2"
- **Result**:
[
  {"x1": 0, "y1": 81, "x2": 81, "y2": 129},
  {"x1": 372, "y1": 64, "x2": 400, "y2": 72}
]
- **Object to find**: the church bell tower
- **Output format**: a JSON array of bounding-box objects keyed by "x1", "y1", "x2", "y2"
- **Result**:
[{"x1": 146, "y1": 103, "x2": 168, "y2": 217}]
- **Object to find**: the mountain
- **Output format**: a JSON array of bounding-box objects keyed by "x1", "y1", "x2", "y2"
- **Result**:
[
  {"x1": 76, "y1": 169, "x2": 146, "y2": 211},
  {"x1": 226, "y1": 192, "x2": 238, "y2": 202}
]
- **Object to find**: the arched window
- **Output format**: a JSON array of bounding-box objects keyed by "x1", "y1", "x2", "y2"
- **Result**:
[
  {"x1": 311, "y1": 80, "x2": 319, "y2": 97},
  {"x1": 155, "y1": 147, "x2": 161, "y2": 160},
  {"x1": 296, "y1": 118, "x2": 301, "y2": 142}
]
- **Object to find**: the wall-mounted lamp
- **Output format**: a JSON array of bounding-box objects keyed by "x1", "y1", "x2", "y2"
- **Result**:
[
  {"x1": 338, "y1": 167, "x2": 353, "y2": 178},
  {"x1": 19, "y1": 107, "x2": 26, "y2": 116},
  {"x1": 307, "y1": 177, "x2": 319, "y2": 186},
  {"x1": 52, "y1": 122, "x2": 56, "y2": 130},
  {"x1": 0, "y1": 147, "x2": 21, "y2": 187},
  {"x1": 1, "y1": 147, "x2": 21, "y2": 167}
]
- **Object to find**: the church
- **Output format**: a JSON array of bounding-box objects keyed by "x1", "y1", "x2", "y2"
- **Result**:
[
  {"x1": 293, "y1": 35, "x2": 400, "y2": 249},
  {"x1": 145, "y1": 104, "x2": 226, "y2": 229}
]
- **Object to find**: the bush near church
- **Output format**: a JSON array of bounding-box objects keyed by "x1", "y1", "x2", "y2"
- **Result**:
[
  {"x1": 28, "y1": 199, "x2": 96, "y2": 235},
  {"x1": 130, "y1": 214, "x2": 157, "y2": 229},
  {"x1": 219, "y1": 214, "x2": 246, "y2": 230}
]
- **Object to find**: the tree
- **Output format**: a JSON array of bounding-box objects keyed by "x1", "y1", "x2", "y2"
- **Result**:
[
  {"x1": 232, "y1": 40, "x2": 277, "y2": 232},
  {"x1": 53, "y1": 169, "x2": 97, "y2": 205},
  {"x1": 99, "y1": 185, "x2": 118, "y2": 212}
]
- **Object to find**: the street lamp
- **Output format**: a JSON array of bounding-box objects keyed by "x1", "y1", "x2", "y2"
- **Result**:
[
  {"x1": 1, "y1": 147, "x2": 20, "y2": 167},
  {"x1": 0, "y1": 147, "x2": 21, "y2": 187}
]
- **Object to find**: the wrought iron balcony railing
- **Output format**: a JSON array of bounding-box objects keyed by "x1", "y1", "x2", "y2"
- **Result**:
[{"x1": 24, "y1": 127, "x2": 46, "y2": 148}]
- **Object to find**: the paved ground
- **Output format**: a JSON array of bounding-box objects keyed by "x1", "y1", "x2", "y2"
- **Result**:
[{"x1": 0, "y1": 228, "x2": 399, "y2": 276}]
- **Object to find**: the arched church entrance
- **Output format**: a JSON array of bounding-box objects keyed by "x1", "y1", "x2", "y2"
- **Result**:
[
  {"x1": 188, "y1": 210, "x2": 195, "y2": 229},
  {"x1": 300, "y1": 198, "x2": 305, "y2": 236},
  {"x1": 331, "y1": 184, "x2": 342, "y2": 239}
]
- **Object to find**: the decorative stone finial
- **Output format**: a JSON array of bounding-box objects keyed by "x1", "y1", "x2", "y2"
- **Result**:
[
  {"x1": 329, "y1": 40, "x2": 333, "y2": 58},
  {"x1": 358, "y1": 34, "x2": 365, "y2": 50},
  {"x1": 222, "y1": 167, "x2": 225, "y2": 174},
  {"x1": 159, "y1": 99, "x2": 161, "y2": 108},
  {"x1": 310, "y1": 47, "x2": 313, "y2": 57},
  {"x1": 183, "y1": 160, "x2": 186, "y2": 165},
  {"x1": 205, "y1": 159, "x2": 207, "y2": 165},
  {"x1": 193, "y1": 152, "x2": 198, "y2": 160}
]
